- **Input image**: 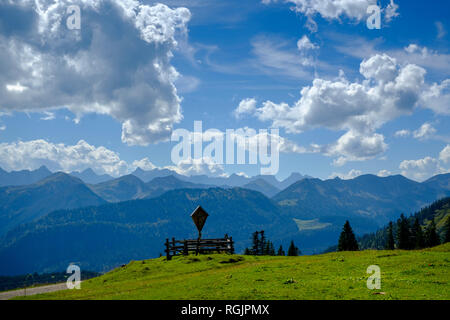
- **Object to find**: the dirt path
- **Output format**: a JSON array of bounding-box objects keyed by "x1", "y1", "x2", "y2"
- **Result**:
[{"x1": 0, "y1": 283, "x2": 69, "y2": 300}]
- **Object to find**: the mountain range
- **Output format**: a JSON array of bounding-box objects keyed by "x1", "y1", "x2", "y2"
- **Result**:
[
  {"x1": 0, "y1": 173, "x2": 106, "y2": 237},
  {"x1": 0, "y1": 166, "x2": 310, "y2": 197},
  {"x1": 1, "y1": 170, "x2": 450, "y2": 275}
]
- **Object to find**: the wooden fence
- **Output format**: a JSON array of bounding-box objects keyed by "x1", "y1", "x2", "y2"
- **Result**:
[{"x1": 164, "y1": 234, "x2": 234, "y2": 260}]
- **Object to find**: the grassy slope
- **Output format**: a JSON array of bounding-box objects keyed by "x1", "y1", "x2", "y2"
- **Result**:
[{"x1": 20, "y1": 243, "x2": 450, "y2": 300}]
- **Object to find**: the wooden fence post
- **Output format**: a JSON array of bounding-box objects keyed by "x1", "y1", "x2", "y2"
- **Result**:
[
  {"x1": 183, "y1": 240, "x2": 188, "y2": 256},
  {"x1": 165, "y1": 238, "x2": 171, "y2": 260},
  {"x1": 230, "y1": 236, "x2": 234, "y2": 254}
]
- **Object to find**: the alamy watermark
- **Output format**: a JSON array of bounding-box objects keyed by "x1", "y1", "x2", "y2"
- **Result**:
[
  {"x1": 66, "y1": 5, "x2": 81, "y2": 30},
  {"x1": 366, "y1": 265, "x2": 381, "y2": 290},
  {"x1": 171, "y1": 121, "x2": 280, "y2": 175},
  {"x1": 66, "y1": 264, "x2": 81, "y2": 290}
]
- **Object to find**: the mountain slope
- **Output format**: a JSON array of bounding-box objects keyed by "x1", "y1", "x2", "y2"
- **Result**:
[
  {"x1": 424, "y1": 173, "x2": 450, "y2": 192},
  {"x1": 0, "y1": 166, "x2": 52, "y2": 187},
  {"x1": 0, "y1": 188, "x2": 298, "y2": 275},
  {"x1": 359, "y1": 197, "x2": 450, "y2": 250},
  {"x1": 243, "y1": 178, "x2": 280, "y2": 197},
  {"x1": 89, "y1": 175, "x2": 213, "y2": 202},
  {"x1": 274, "y1": 174, "x2": 448, "y2": 226},
  {"x1": 0, "y1": 173, "x2": 106, "y2": 237},
  {"x1": 70, "y1": 168, "x2": 113, "y2": 184},
  {"x1": 20, "y1": 244, "x2": 450, "y2": 300},
  {"x1": 89, "y1": 175, "x2": 149, "y2": 202}
]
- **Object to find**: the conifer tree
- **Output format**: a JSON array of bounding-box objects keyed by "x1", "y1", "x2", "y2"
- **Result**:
[
  {"x1": 445, "y1": 217, "x2": 450, "y2": 244},
  {"x1": 411, "y1": 218, "x2": 425, "y2": 249},
  {"x1": 396, "y1": 214, "x2": 411, "y2": 250},
  {"x1": 251, "y1": 231, "x2": 259, "y2": 255},
  {"x1": 277, "y1": 245, "x2": 285, "y2": 256},
  {"x1": 338, "y1": 221, "x2": 359, "y2": 251},
  {"x1": 287, "y1": 240, "x2": 300, "y2": 256},
  {"x1": 424, "y1": 220, "x2": 440, "y2": 248},
  {"x1": 385, "y1": 221, "x2": 395, "y2": 250},
  {"x1": 259, "y1": 231, "x2": 266, "y2": 255}
]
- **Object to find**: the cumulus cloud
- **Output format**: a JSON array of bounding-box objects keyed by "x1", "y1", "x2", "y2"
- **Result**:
[
  {"x1": 0, "y1": 139, "x2": 129, "y2": 176},
  {"x1": 325, "y1": 131, "x2": 387, "y2": 166},
  {"x1": 440, "y1": 145, "x2": 450, "y2": 164},
  {"x1": 399, "y1": 145, "x2": 450, "y2": 181},
  {"x1": 131, "y1": 157, "x2": 157, "y2": 171},
  {"x1": 234, "y1": 98, "x2": 257, "y2": 119},
  {"x1": 263, "y1": 0, "x2": 399, "y2": 31},
  {"x1": 399, "y1": 157, "x2": 442, "y2": 182},
  {"x1": 297, "y1": 35, "x2": 319, "y2": 50},
  {"x1": 413, "y1": 123, "x2": 436, "y2": 140},
  {"x1": 239, "y1": 53, "x2": 446, "y2": 164},
  {"x1": 0, "y1": 0, "x2": 191, "y2": 145},
  {"x1": 377, "y1": 169, "x2": 392, "y2": 177}
]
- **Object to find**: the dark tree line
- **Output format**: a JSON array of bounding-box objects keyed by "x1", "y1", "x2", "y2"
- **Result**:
[
  {"x1": 394, "y1": 214, "x2": 445, "y2": 250},
  {"x1": 339, "y1": 215, "x2": 450, "y2": 252},
  {"x1": 244, "y1": 231, "x2": 301, "y2": 256}
]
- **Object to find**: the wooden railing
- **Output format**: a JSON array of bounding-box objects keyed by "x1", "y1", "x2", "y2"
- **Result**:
[{"x1": 164, "y1": 234, "x2": 234, "y2": 260}]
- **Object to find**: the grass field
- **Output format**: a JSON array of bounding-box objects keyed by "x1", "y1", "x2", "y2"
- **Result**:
[{"x1": 19, "y1": 243, "x2": 450, "y2": 300}]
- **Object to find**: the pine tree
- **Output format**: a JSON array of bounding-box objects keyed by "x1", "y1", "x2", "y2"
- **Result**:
[
  {"x1": 287, "y1": 240, "x2": 300, "y2": 256},
  {"x1": 277, "y1": 245, "x2": 285, "y2": 256},
  {"x1": 445, "y1": 217, "x2": 450, "y2": 244},
  {"x1": 396, "y1": 214, "x2": 411, "y2": 250},
  {"x1": 411, "y1": 218, "x2": 425, "y2": 249},
  {"x1": 264, "y1": 241, "x2": 271, "y2": 255},
  {"x1": 338, "y1": 221, "x2": 359, "y2": 251},
  {"x1": 259, "y1": 231, "x2": 266, "y2": 255},
  {"x1": 268, "y1": 241, "x2": 276, "y2": 256},
  {"x1": 385, "y1": 221, "x2": 395, "y2": 250},
  {"x1": 251, "y1": 231, "x2": 259, "y2": 255},
  {"x1": 244, "y1": 247, "x2": 251, "y2": 255},
  {"x1": 424, "y1": 220, "x2": 440, "y2": 248}
]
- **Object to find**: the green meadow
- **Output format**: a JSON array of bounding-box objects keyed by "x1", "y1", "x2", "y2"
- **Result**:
[{"x1": 19, "y1": 243, "x2": 450, "y2": 300}]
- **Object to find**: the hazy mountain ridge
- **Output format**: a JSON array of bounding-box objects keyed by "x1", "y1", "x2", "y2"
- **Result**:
[
  {"x1": 0, "y1": 188, "x2": 298, "y2": 275},
  {"x1": 0, "y1": 172, "x2": 106, "y2": 237},
  {"x1": 0, "y1": 166, "x2": 52, "y2": 187},
  {"x1": 1, "y1": 171, "x2": 450, "y2": 275}
]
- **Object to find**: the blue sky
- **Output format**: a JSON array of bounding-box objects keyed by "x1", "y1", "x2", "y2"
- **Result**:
[{"x1": 0, "y1": 0, "x2": 449, "y2": 181}]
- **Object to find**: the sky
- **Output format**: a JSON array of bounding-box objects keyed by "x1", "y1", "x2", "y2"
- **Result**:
[{"x1": 0, "y1": 0, "x2": 449, "y2": 181}]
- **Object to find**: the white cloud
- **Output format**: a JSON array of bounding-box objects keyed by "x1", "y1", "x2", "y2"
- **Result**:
[
  {"x1": 0, "y1": 1, "x2": 191, "y2": 145},
  {"x1": 384, "y1": 0, "x2": 399, "y2": 22},
  {"x1": 263, "y1": 0, "x2": 399, "y2": 31},
  {"x1": 6, "y1": 83, "x2": 28, "y2": 93},
  {"x1": 435, "y1": 21, "x2": 447, "y2": 39},
  {"x1": 399, "y1": 157, "x2": 441, "y2": 182},
  {"x1": 131, "y1": 157, "x2": 157, "y2": 171},
  {"x1": 329, "y1": 169, "x2": 362, "y2": 180},
  {"x1": 0, "y1": 139, "x2": 129, "y2": 176},
  {"x1": 40, "y1": 111, "x2": 56, "y2": 121},
  {"x1": 169, "y1": 157, "x2": 226, "y2": 177},
  {"x1": 399, "y1": 144, "x2": 450, "y2": 181},
  {"x1": 439, "y1": 145, "x2": 450, "y2": 164},
  {"x1": 234, "y1": 98, "x2": 257, "y2": 119},
  {"x1": 377, "y1": 169, "x2": 392, "y2": 177},
  {"x1": 394, "y1": 129, "x2": 410, "y2": 137},
  {"x1": 297, "y1": 35, "x2": 319, "y2": 51},
  {"x1": 243, "y1": 53, "x2": 438, "y2": 164},
  {"x1": 413, "y1": 123, "x2": 436, "y2": 140},
  {"x1": 420, "y1": 79, "x2": 450, "y2": 115},
  {"x1": 326, "y1": 131, "x2": 387, "y2": 166}
]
